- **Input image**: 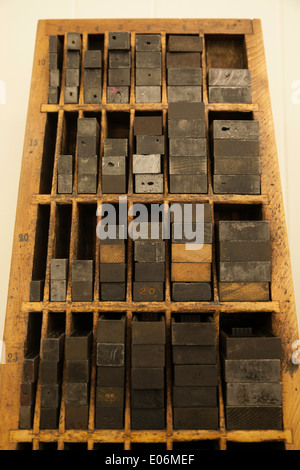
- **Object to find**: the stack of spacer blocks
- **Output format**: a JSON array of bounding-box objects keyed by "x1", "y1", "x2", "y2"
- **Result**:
[
  {"x1": 102, "y1": 138, "x2": 128, "y2": 194},
  {"x1": 77, "y1": 117, "x2": 100, "y2": 194},
  {"x1": 19, "y1": 351, "x2": 39, "y2": 429},
  {"x1": 71, "y1": 260, "x2": 94, "y2": 302},
  {"x1": 65, "y1": 329, "x2": 92, "y2": 429},
  {"x1": 208, "y1": 68, "x2": 252, "y2": 104},
  {"x1": 83, "y1": 48, "x2": 102, "y2": 104},
  {"x1": 50, "y1": 259, "x2": 68, "y2": 302},
  {"x1": 221, "y1": 326, "x2": 283, "y2": 430},
  {"x1": 167, "y1": 35, "x2": 203, "y2": 103},
  {"x1": 65, "y1": 32, "x2": 81, "y2": 104},
  {"x1": 133, "y1": 115, "x2": 164, "y2": 194},
  {"x1": 40, "y1": 330, "x2": 64, "y2": 429},
  {"x1": 211, "y1": 119, "x2": 261, "y2": 195},
  {"x1": 171, "y1": 203, "x2": 213, "y2": 301},
  {"x1": 172, "y1": 315, "x2": 218, "y2": 430},
  {"x1": 131, "y1": 314, "x2": 166, "y2": 430},
  {"x1": 57, "y1": 154, "x2": 73, "y2": 194},
  {"x1": 135, "y1": 34, "x2": 162, "y2": 103},
  {"x1": 107, "y1": 32, "x2": 131, "y2": 103},
  {"x1": 99, "y1": 225, "x2": 126, "y2": 301},
  {"x1": 48, "y1": 35, "x2": 62, "y2": 104},
  {"x1": 95, "y1": 314, "x2": 126, "y2": 429},
  {"x1": 168, "y1": 102, "x2": 207, "y2": 194},
  {"x1": 133, "y1": 222, "x2": 165, "y2": 302},
  {"x1": 217, "y1": 220, "x2": 271, "y2": 301}
]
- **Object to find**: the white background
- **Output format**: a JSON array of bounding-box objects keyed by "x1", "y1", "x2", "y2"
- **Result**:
[{"x1": 0, "y1": 0, "x2": 300, "y2": 340}]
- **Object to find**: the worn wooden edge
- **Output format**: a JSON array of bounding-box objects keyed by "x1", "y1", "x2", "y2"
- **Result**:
[
  {"x1": 41, "y1": 18, "x2": 253, "y2": 35},
  {"x1": 19, "y1": 301, "x2": 280, "y2": 314},
  {"x1": 9, "y1": 428, "x2": 291, "y2": 445},
  {"x1": 246, "y1": 19, "x2": 300, "y2": 450}
]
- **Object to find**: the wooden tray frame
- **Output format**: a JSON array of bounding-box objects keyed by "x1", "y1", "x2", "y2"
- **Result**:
[{"x1": 0, "y1": 18, "x2": 299, "y2": 450}]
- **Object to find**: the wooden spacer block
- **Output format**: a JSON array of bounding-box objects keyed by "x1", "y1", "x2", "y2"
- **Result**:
[
  {"x1": 171, "y1": 262, "x2": 211, "y2": 282},
  {"x1": 218, "y1": 281, "x2": 270, "y2": 301},
  {"x1": 172, "y1": 244, "x2": 212, "y2": 263},
  {"x1": 100, "y1": 244, "x2": 125, "y2": 263}
]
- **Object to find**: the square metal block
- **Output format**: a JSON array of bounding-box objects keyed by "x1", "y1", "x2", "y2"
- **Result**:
[
  {"x1": 67, "y1": 32, "x2": 81, "y2": 51},
  {"x1": 102, "y1": 156, "x2": 126, "y2": 176},
  {"x1": 108, "y1": 68, "x2": 131, "y2": 86},
  {"x1": 107, "y1": 86, "x2": 129, "y2": 103},
  {"x1": 57, "y1": 154, "x2": 73, "y2": 175},
  {"x1": 50, "y1": 280, "x2": 67, "y2": 302},
  {"x1": 135, "y1": 34, "x2": 161, "y2": 51},
  {"x1": 48, "y1": 87, "x2": 59, "y2": 104},
  {"x1": 84, "y1": 50, "x2": 102, "y2": 68},
  {"x1": 135, "y1": 86, "x2": 161, "y2": 103},
  {"x1": 29, "y1": 280, "x2": 44, "y2": 302},
  {"x1": 50, "y1": 258, "x2": 68, "y2": 280},
  {"x1": 77, "y1": 174, "x2": 98, "y2": 194},
  {"x1": 65, "y1": 68, "x2": 80, "y2": 87},
  {"x1": 104, "y1": 138, "x2": 128, "y2": 157},
  {"x1": 57, "y1": 175, "x2": 73, "y2": 194},
  {"x1": 84, "y1": 87, "x2": 102, "y2": 104},
  {"x1": 96, "y1": 343, "x2": 125, "y2": 367},
  {"x1": 108, "y1": 51, "x2": 131, "y2": 68},
  {"x1": 100, "y1": 283, "x2": 126, "y2": 301},
  {"x1": 84, "y1": 68, "x2": 102, "y2": 87},
  {"x1": 49, "y1": 69, "x2": 60, "y2": 88},
  {"x1": 108, "y1": 32, "x2": 130, "y2": 50},
  {"x1": 135, "y1": 174, "x2": 163, "y2": 193},
  {"x1": 136, "y1": 68, "x2": 162, "y2": 86},
  {"x1": 64, "y1": 86, "x2": 79, "y2": 104},
  {"x1": 66, "y1": 51, "x2": 80, "y2": 69},
  {"x1": 78, "y1": 155, "x2": 98, "y2": 175}
]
